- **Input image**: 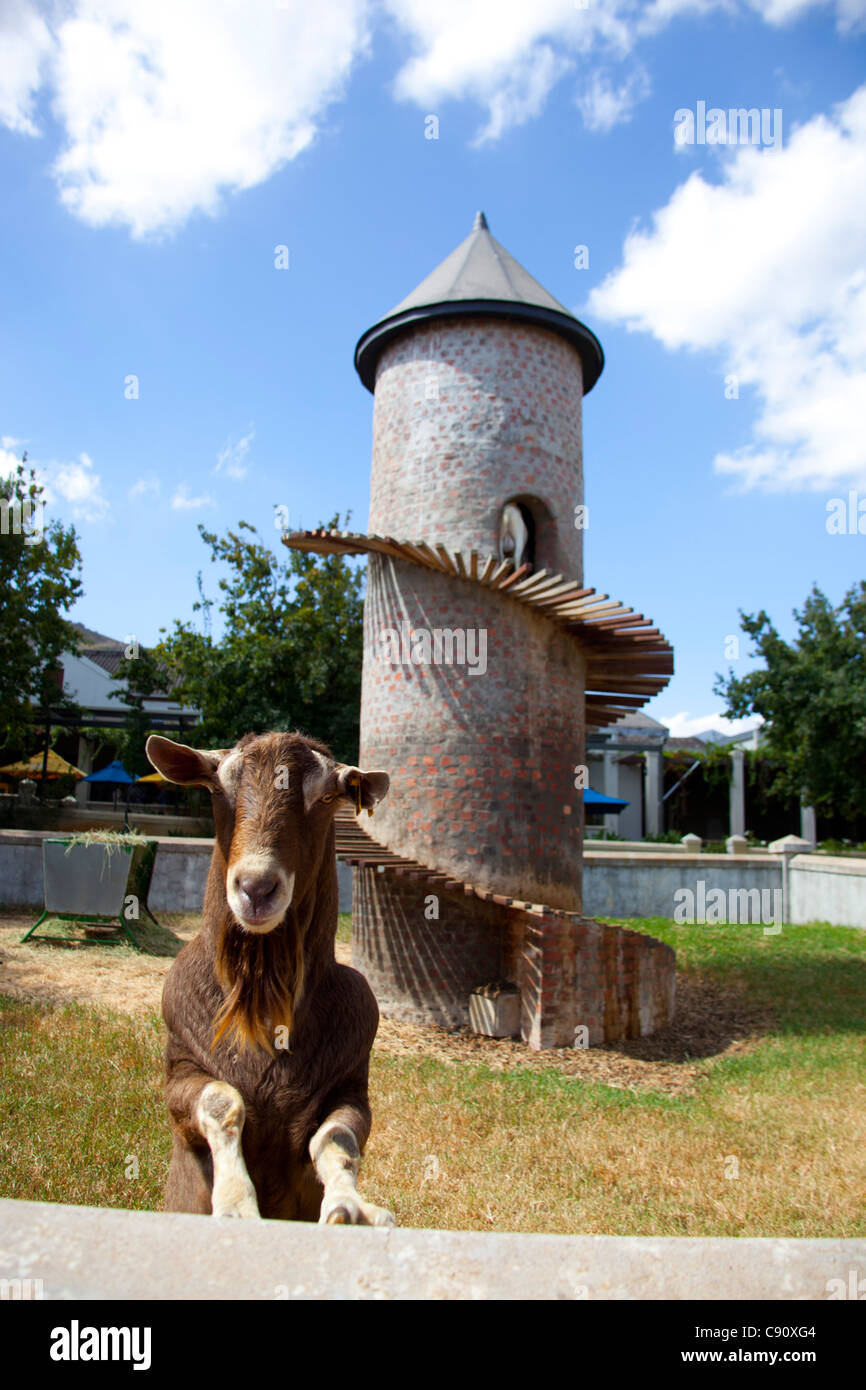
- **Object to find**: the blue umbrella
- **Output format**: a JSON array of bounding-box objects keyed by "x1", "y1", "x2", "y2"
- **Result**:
[
  {"x1": 82, "y1": 760, "x2": 135, "y2": 784},
  {"x1": 583, "y1": 787, "x2": 629, "y2": 812}
]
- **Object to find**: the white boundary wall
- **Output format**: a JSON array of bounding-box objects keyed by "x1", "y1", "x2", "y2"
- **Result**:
[
  {"x1": 0, "y1": 833, "x2": 862, "y2": 928},
  {"x1": 1, "y1": 1200, "x2": 864, "y2": 1301},
  {"x1": 789, "y1": 854, "x2": 866, "y2": 930}
]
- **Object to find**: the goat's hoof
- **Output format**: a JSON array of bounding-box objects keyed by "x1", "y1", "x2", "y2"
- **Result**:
[
  {"x1": 321, "y1": 1194, "x2": 396, "y2": 1227},
  {"x1": 369, "y1": 1205, "x2": 396, "y2": 1228}
]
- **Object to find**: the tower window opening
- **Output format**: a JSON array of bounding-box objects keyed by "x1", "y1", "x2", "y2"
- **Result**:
[{"x1": 499, "y1": 501, "x2": 536, "y2": 570}]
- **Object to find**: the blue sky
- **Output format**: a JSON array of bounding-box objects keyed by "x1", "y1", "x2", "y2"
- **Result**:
[{"x1": 1, "y1": 0, "x2": 864, "y2": 737}]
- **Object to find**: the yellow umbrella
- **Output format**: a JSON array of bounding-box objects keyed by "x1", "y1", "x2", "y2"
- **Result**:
[
  {"x1": 137, "y1": 771, "x2": 170, "y2": 784},
  {"x1": 0, "y1": 751, "x2": 85, "y2": 779}
]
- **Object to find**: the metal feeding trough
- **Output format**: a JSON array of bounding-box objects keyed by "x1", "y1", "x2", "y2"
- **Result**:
[{"x1": 21, "y1": 837, "x2": 160, "y2": 949}]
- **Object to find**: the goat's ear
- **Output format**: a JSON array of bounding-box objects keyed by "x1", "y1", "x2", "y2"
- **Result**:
[
  {"x1": 145, "y1": 735, "x2": 232, "y2": 788},
  {"x1": 335, "y1": 765, "x2": 390, "y2": 817}
]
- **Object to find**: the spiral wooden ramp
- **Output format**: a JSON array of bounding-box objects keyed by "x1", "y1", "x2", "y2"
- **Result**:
[
  {"x1": 285, "y1": 528, "x2": 674, "y2": 727},
  {"x1": 287, "y1": 528, "x2": 677, "y2": 1047}
]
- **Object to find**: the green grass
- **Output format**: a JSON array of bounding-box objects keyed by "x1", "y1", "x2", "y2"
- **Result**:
[
  {"x1": 0, "y1": 999, "x2": 167, "y2": 1211},
  {"x1": 1, "y1": 916, "x2": 864, "y2": 1235}
]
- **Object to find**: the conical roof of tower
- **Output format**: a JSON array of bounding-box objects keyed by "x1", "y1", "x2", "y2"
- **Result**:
[{"x1": 354, "y1": 211, "x2": 604, "y2": 394}]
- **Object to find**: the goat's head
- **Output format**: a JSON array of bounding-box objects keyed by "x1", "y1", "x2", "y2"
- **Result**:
[{"x1": 145, "y1": 731, "x2": 390, "y2": 935}]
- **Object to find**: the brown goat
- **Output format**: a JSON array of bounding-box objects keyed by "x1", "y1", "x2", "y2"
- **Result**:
[{"x1": 145, "y1": 730, "x2": 394, "y2": 1225}]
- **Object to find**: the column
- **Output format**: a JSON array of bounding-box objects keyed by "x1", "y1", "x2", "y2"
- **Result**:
[
  {"x1": 643, "y1": 750, "x2": 663, "y2": 838},
  {"x1": 729, "y1": 749, "x2": 745, "y2": 838},
  {"x1": 800, "y1": 804, "x2": 817, "y2": 847},
  {"x1": 603, "y1": 750, "x2": 620, "y2": 835},
  {"x1": 75, "y1": 735, "x2": 95, "y2": 807}
]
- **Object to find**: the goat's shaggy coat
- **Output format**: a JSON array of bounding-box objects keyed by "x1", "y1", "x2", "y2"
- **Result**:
[{"x1": 146, "y1": 730, "x2": 393, "y2": 1224}]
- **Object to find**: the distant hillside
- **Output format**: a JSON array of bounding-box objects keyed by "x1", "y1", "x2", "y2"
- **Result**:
[{"x1": 71, "y1": 622, "x2": 125, "y2": 650}]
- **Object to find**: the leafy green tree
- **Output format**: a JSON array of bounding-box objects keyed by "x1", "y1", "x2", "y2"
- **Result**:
[
  {"x1": 108, "y1": 645, "x2": 178, "y2": 778},
  {"x1": 0, "y1": 457, "x2": 83, "y2": 749},
  {"x1": 134, "y1": 515, "x2": 365, "y2": 765},
  {"x1": 714, "y1": 582, "x2": 866, "y2": 819}
]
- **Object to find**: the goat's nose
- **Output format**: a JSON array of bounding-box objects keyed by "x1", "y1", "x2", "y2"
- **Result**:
[{"x1": 237, "y1": 873, "x2": 278, "y2": 904}]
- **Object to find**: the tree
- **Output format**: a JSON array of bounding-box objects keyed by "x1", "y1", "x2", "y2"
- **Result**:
[
  {"x1": 714, "y1": 582, "x2": 866, "y2": 819},
  {"x1": 108, "y1": 645, "x2": 178, "y2": 778},
  {"x1": 127, "y1": 515, "x2": 366, "y2": 765},
  {"x1": 0, "y1": 457, "x2": 83, "y2": 749}
]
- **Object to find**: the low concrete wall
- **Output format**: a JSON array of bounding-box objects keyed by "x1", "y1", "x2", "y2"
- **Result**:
[
  {"x1": 0, "y1": 831, "x2": 354, "y2": 915},
  {"x1": 1, "y1": 1199, "x2": 863, "y2": 1300},
  {"x1": 790, "y1": 854, "x2": 866, "y2": 930},
  {"x1": 585, "y1": 838, "x2": 771, "y2": 855},
  {"x1": 582, "y1": 852, "x2": 782, "y2": 921},
  {"x1": 1, "y1": 833, "x2": 861, "y2": 929}
]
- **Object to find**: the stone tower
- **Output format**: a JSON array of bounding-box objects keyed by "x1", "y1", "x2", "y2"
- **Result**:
[
  {"x1": 353, "y1": 211, "x2": 604, "y2": 910},
  {"x1": 284, "y1": 214, "x2": 675, "y2": 1047}
]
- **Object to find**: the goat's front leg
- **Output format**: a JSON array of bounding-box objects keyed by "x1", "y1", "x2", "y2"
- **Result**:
[
  {"x1": 196, "y1": 1080, "x2": 260, "y2": 1219},
  {"x1": 310, "y1": 1111, "x2": 394, "y2": 1228}
]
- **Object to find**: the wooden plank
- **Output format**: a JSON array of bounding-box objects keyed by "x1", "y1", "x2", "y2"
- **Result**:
[
  {"x1": 518, "y1": 576, "x2": 573, "y2": 605},
  {"x1": 508, "y1": 569, "x2": 555, "y2": 597},
  {"x1": 486, "y1": 559, "x2": 514, "y2": 588},
  {"x1": 454, "y1": 551, "x2": 469, "y2": 580},
  {"x1": 478, "y1": 555, "x2": 498, "y2": 586},
  {"x1": 469, "y1": 551, "x2": 479, "y2": 581},
  {"x1": 498, "y1": 563, "x2": 532, "y2": 592},
  {"x1": 586, "y1": 678, "x2": 672, "y2": 692},
  {"x1": 397, "y1": 540, "x2": 442, "y2": 571},
  {"x1": 435, "y1": 543, "x2": 458, "y2": 575},
  {"x1": 585, "y1": 694, "x2": 648, "y2": 707},
  {"x1": 547, "y1": 594, "x2": 611, "y2": 615},
  {"x1": 412, "y1": 541, "x2": 451, "y2": 572},
  {"x1": 587, "y1": 649, "x2": 674, "y2": 662},
  {"x1": 534, "y1": 583, "x2": 596, "y2": 608},
  {"x1": 558, "y1": 601, "x2": 627, "y2": 622},
  {"x1": 585, "y1": 615, "x2": 649, "y2": 630},
  {"x1": 367, "y1": 535, "x2": 415, "y2": 563}
]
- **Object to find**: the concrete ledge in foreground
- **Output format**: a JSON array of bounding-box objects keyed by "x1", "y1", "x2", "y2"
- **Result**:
[{"x1": 1, "y1": 1200, "x2": 864, "y2": 1300}]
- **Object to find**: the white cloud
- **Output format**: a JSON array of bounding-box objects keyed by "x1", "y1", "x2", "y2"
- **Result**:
[
  {"x1": 129, "y1": 476, "x2": 161, "y2": 500},
  {"x1": 0, "y1": 0, "x2": 54, "y2": 136},
  {"x1": 384, "y1": 0, "x2": 864, "y2": 141},
  {"x1": 171, "y1": 483, "x2": 215, "y2": 511},
  {"x1": 588, "y1": 86, "x2": 866, "y2": 491},
  {"x1": 214, "y1": 426, "x2": 254, "y2": 480},
  {"x1": 50, "y1": 451, "x2": 111, "y2": 522},
  {"x1": 0, "y1": 445, "x2": 23, "y2": 480},
  {"x1": 744, "y1": 0, "x2": 866, "y2": 31},
  {"x1": 384, "y1": 0, "x2": 629, "y2": 143},
  {"x1": 659, "y1": 711, "x2": 764, "y2": 738},
  {"x1": 1, "y1": 0, "x2": 864, "y2": 234},
  {"x1": 17, "y1": 0, "x2": 370, "y2": 237},
  {"x1": 576, "y1": 65, "x2": 650, "y2": 132},
  {"x1": 2, "y1": 437, "x2": 110, "y2": 520}
]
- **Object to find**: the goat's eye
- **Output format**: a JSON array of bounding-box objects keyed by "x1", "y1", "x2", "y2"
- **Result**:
[{"x1": 320, "y1": 793, "x2": 335, "y2": 804}]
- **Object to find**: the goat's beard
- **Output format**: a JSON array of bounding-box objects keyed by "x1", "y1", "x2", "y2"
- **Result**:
[{"x1": 212, "y1": 909, "x2": 304, "y2": 1054}]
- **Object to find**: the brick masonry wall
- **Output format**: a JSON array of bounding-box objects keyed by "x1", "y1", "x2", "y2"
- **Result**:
[
  {"x1": 360, "y1": 554, "x2": 587, "y2": 909},
  {"x1": 353, "y1": 869, "x2": 505, "y2": 1027},
  {"x1": 353, "y1": 866, "x2": 676, "y2": 1044},
  {"x1": 368, "y1": 316, "x2": 585, "y2": 582}
]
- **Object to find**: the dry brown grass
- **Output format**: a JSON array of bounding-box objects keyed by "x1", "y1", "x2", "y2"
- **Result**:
[{"x1": 364, "y1": 1059, "x2": 866, "y2": 1236}]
